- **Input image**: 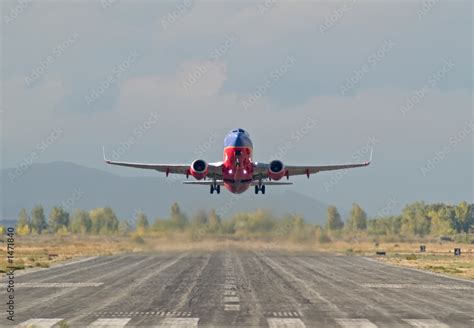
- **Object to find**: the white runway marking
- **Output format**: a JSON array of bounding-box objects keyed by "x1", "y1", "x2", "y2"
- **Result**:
[
  {"x1": 362, "y1": 283, "x2": 473, "y2": 290},
  {"x1": 157, "y1": 318, "x2": 199, "y2": 327},
  {"x1": 267, "y1": 318, "x2": 306, "y2": 328},
  {"x1": 16, "y1": 282, "x2": 104, "y2": 288},
  {"x1": 89, "y1": 318, "x2": 131, "y2": 327},
  {"x1": 336, "y1": 319, "x2": 378, "y2": 328},
  {"x1": 403, "y1": 319, "x2": 450, "y2": 327},
  {"x1": 224, "y1": 290, "x2": 236, "y2": 296},
  {"x1": 17, "y1": 318, "x2": 64, "y2": 328},
  {"x1": 224, "y1": 304, "x2": 241, "y2": 311},
  {"x1": 224, "y1": 296, "x2": 240, "y2": 303}
]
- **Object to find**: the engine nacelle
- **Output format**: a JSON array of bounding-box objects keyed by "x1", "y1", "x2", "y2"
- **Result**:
[
  {"x1": 268, "y1": 160, "x2": 285, "y2": 180},
  {"x1": 190, "y1": 159, "x2": 208, "y2": 180}
]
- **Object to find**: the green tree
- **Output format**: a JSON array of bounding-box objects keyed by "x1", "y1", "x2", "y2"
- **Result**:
[
  {"x1": 89, "y1": 207, "x2": 119, "y2": 234},
  {"x1": 455, "y1": 201, "x2": 472, "y2": 233},
  {"x1": 401, "y1": 202, "x2": 430, "y2": 236},
  {"x1": 325, "y1": 206, "x2": 344, "y2": 230},
  {"x1": 135, "y1": 212, "x2": 149, "y2": 234},
  {"x1": 207, "y1": 209, "x2": 222, "y2": 233},
  {"x1": 347, "y1": 203, "x2": 367, "y2": 231},
  {"x1": 31, "y1": 205, "x2": 47, "y2": 234},
  {"x1": 136, "y1": 212, "x2": 149, "y2": 229},
  {"x1": 48, "y1": 207, "x2": 70, "y2": 233},
  {"x1": 118, "y1": 220, "x2": 132, "y2": 236},
  {"x1": 70, "y1": 209, "x2": 92, "y2": 234},
  {"x1": 191, "y1": 210, "x2": 208, "y2": 226},
  {"x1": 16, "y1": 208, "x2": 31, "y2": 229},
  {"x1": 429, "y1": 208, "x2": 455, "y2": 236},
  {"x1": 170, "y1": 202, "x2": 188, "y2": 229}
]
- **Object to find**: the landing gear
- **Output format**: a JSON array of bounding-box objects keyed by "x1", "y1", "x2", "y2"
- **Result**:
[
  {"x1": 210, "y1": 184, "x2": 220, "y2": 194},
  {"x1": 255, "y1": 184, "x2": 265, "y2": 194}
]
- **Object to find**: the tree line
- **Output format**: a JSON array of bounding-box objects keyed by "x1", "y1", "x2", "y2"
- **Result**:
[{"x1": 10, "y1": 201, "x2": 474, "y2": 241}]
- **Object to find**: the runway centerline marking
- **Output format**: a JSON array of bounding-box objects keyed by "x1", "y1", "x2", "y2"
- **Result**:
[
  {"x1": 267, "y1": 318, "x2": 306, "y2": 328},
  {"x1": 336, "y1": 318, "x2": 378, "y2": 328},
  {"x1": 89, "y1": 318, "x2": 131, "y2": 327},
  {"x1": 17, "y1": 318, "x2": 64, "y2": 328},
  {"x1": 157, "y1": 317, "x2": 199, "y2": 327},
  {"x1": 223, "y1": 251, "x2": 241, "y2": 312},
  {"x1": 403, "y1": 319, "x2": 450, "y2": 327}
]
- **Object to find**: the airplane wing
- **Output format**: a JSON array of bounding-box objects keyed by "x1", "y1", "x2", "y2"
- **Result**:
[
  {"x1": 103, "y1": 147, "x2": 223, "y2": 176},
  {"x1": 253, "y1": 149, "x2": 372, "y2": 179}
]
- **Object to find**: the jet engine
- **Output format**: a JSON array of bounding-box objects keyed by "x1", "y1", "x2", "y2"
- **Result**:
[
  {"x1": 268, "y1": 160, "x2": 286, "y2": 180},
  {"x1": 190, "y1": 159, "x2": 208, "y2": 180}
]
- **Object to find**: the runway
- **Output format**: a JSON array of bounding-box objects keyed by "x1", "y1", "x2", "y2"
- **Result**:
[{"x1": 3, "y1": 250, "x2": 473, "y2": 327}]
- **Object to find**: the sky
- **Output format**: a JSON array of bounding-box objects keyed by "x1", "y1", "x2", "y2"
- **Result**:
[{"x1": 1, "y1": 0, "x2": 473, "y2": 215}]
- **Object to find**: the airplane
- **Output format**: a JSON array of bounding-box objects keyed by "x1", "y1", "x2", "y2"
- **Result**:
[{"x1": 103, "y1": 128, "x2": 372, "y2": 194}]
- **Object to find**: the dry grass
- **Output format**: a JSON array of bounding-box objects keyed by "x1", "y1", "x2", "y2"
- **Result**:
[{"x1": 1, "y1": 235, "x2": 472, "y2": 280}]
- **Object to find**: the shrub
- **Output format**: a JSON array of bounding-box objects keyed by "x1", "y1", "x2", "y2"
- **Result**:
[
  {"x1": 406, "y1": 254, "x2": 417, "y2": 260},
  {"x1": 131, "y1": 235, "x2": 145, "y2": 244}
]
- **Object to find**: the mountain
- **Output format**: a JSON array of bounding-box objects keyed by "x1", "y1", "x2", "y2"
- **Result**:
[{"x1": 1, "y1": 162, "x2": 330, "y2": 225}]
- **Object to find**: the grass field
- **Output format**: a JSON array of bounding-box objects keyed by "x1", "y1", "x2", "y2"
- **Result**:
[{"x1": 1, "y1": 235, "x2": 472, "y2": 280}]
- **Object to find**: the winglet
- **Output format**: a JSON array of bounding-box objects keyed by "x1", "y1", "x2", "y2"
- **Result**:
[
  {"x1": 367, "y1": 147, "x2": 373, "y2": 165},
  {"x1": 103, "y1": 146, "x2": 108, "y2": 163}
]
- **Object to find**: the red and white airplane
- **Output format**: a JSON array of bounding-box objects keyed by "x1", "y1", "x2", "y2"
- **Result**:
[{"x1": 104, "y1": 128, "x2": 372, "y2": 194}]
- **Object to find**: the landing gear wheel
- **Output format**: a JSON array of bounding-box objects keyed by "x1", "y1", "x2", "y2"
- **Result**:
[
  {"x1": 216, "y1": 185, "x2": 221, "y2": 194},
  {"x1": 255, "y1": 184, "x2": 265, "y2": 194},
  {"x1": 210, "y1": 185, "x2": 214, "y2": 194}
]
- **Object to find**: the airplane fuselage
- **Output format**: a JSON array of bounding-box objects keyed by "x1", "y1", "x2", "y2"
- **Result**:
[{"x1": 222, "y1": 129, "x2": 254, "y2": 193}]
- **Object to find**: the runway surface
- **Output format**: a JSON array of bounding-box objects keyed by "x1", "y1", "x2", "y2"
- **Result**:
[{"x1": 3, "y1": 250, "x2": 473, "y2": 327}]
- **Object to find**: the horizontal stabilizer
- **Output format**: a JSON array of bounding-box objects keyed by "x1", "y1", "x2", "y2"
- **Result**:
[
  {"x1": 183, "y1": 180, "x2": 225, "y2": 185},
  {"x1": 251, "y1": 181, "x2": 293, "y2": 186}
]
